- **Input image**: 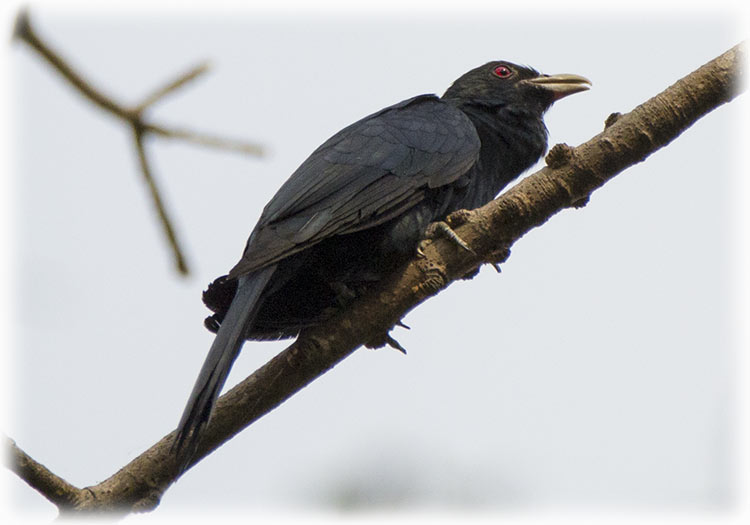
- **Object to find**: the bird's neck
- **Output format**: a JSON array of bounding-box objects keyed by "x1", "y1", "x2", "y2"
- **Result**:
[{"x1": 462, "y1": 103, "x2": 548, "y2": 204}]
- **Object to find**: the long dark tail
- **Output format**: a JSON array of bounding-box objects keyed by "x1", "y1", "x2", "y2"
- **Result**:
[{"x1": 172, "y1": 266, "x2": 276, "y2": 472}]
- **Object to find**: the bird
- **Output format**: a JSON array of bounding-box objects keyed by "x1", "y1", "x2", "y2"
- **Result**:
[{"x1": 172, "y1": 60, "x2": 590, "y2": 471}]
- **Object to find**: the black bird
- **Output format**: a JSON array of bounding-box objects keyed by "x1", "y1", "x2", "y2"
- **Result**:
[{"x1": 173, "y1": 61, "x2": 590, "y2": 470}]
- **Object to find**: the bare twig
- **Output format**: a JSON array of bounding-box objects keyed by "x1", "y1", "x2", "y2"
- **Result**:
[
  {"x1": 144, "y1": 123, "x2": 266, "y2": 155},
  {"x1": 5, "y1": 42, "x2": 743, "y2": 516},
  {"x1": 134, "y1": 61, "x2": 212, "y2": 112},
  {"x1": 12, "y1": 9, "x2": 265, "y2": 276},
  {"x1": 133, "y1": 127, "x2": 190, "y2": 275},
  {"x1": 12, "y1": 9, "x2": 125, "y2": 116}
]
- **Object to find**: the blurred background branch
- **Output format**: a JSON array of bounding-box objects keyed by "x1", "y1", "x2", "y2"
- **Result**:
[{"x1": 12, "y1": 8, "x2": 264, "y2": 276}]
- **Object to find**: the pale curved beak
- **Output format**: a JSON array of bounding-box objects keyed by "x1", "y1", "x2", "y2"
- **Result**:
[{"x1": 524, "y1": 73, "x2": 592, "y2": 101}]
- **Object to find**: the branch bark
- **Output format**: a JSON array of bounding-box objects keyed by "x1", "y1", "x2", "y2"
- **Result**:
[
  {"x1": 4, "y1": 436, "x2": 81, "y2": 511},
  {"x1": 6, "y1": 42, "x2": 745, "y2": 515}
]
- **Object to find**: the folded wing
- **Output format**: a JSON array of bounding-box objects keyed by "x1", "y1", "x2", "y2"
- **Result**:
[{"x1": 229, "y1": 95, "x2": 481, "y2": 278}]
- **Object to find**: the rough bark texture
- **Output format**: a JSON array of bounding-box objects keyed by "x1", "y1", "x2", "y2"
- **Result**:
[{"x1": 7, "y1": 42, "x2": 745, "y2": 515}]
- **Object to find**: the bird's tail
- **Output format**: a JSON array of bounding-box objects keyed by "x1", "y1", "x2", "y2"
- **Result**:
[{"x1": 172, "y1": 266, "x2": 276, "y2": 472}]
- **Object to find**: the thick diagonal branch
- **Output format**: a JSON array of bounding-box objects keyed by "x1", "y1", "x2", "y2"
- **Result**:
[
  {"x1": 6, "y1": 43, "x2": 745, "y2": 515},
  {"x1": 181, "y1": 40, "x2": 744, "y2": 472}
]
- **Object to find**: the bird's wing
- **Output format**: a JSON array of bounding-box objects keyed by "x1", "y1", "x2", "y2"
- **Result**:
[{"x1": 229, "y1": 95, "x2": 480, "y2": 277}]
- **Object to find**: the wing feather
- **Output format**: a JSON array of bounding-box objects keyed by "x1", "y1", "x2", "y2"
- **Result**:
[{"x1": 229, "y1": 95, "x2": 480, "y2": 277}]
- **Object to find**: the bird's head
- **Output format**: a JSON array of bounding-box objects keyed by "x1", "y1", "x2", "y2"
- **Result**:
[{"x1": 442, "y1": 61, "x2": 591, "y2": 114}]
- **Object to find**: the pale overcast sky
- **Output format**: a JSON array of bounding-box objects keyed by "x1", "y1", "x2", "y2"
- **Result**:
[{"x1": 2, "y1": 3, "x2": 748, "y2": 522}]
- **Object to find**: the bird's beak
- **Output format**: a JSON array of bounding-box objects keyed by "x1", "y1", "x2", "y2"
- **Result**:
[{"x1": 524, "y1": 73, "x2": 592, "y2": 101}]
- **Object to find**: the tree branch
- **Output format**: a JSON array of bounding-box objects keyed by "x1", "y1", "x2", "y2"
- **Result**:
[
  {"x1": 143, "y1": 122, "x2": 265, "y2": 156},
  {"x1": 12, "y1": 9, "x2": 265, "y2": 276},
  {"x1": 134, "y1": 61, "x2": 212, "y2": 112},
  {"x1": 4, "y1": 435, "x2": 83, "y2": 511},
  {"x1": 5, "y1": 42, "x2": 745, "y2": 515},
  {"x1": 133, "y1": 127, "x2": 190, "y2": 275},
  {"x1": 11, "y1": 9, "x2": 126, "y2": 116}
]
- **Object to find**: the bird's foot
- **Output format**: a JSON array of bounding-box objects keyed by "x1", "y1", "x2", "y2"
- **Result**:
[{"x1": 419, "y1": 220, "x2": 475, "y2": 256}]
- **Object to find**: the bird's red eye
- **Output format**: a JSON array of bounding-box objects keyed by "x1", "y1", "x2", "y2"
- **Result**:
[{"x1": 493, "y1": 65, "x2": 512, "y2": 78}]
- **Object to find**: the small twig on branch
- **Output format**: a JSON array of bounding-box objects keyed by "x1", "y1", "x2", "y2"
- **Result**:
[
  {"x1": 12, "y1": 9, "x2": 265, "y2": 276},
  {"x1": 5, "y1": 42, "x2": 745, "y2": 516}
]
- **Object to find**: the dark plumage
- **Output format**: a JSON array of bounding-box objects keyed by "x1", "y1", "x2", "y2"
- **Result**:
[{"x1": 174, "y1": 61, "x2": 590, "y2": 470}]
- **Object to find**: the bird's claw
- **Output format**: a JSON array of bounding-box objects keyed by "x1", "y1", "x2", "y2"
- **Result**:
[{"x1": 423, "y1": 221, "x2": 475, "y2": 255}]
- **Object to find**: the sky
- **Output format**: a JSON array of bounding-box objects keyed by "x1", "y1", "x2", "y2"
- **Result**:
[{"x1": 2, "y1": 2, "x2": 749, "y2": 523}]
